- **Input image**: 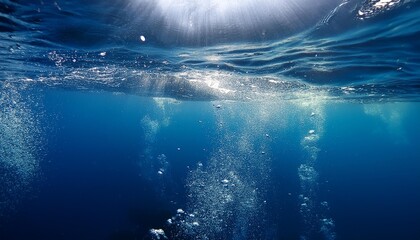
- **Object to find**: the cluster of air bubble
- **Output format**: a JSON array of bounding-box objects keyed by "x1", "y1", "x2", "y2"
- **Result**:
[
  {"x1": 149, "y1": 228, "x2": 168, "y2": 240},
  {"x1": 138, "y1": 114, "x2": 160, "y2": 180},
  {"x1": 144, "y1": 95, "x2": 339, "y2": 239},
  {"x1": 0, "y1": 83, "x2": 41, "y2": 216},
  {"x1": 294, "y1": 93, "x2": 336, "y2": 240},
  {"x1": 166, "y1": 101, "x2": 276, "y2": 239},
  {"x1": 138, "y1": 98, "x2": 178, "y2": 195},
  {"x1": 182, "y1": 156, "x2": 258, "y2": 239}
]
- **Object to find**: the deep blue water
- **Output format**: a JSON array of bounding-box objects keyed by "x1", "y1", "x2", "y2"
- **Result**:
[{"x1": 1, "y1": 0, "x2": 420, "y2": 239}]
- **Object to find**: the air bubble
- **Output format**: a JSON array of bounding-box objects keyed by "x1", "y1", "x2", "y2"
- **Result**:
[{"x1": 177, "y1": 208, "x2": 185, "y2": 214}]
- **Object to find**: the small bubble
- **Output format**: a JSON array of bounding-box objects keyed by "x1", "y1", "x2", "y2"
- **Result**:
[
  {"x1": 177, "y1": 209, "x2": 185, "y2": 214},
  {"x1": 99, "y1": 52, "x2": 106, "y2": 56},
  {"x1": 140, "y1": 35, "x2": 146, "y2": 42},
  {"x1": 221, "y1": 179, "x2": 229, "y2": 184}
]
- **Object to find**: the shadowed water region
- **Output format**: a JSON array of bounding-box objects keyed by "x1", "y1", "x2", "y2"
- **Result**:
[{"x1": 1, "y1": 0, "x2": 420, "y2": 239}]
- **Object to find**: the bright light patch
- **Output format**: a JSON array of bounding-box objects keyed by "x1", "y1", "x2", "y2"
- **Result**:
[
  {"x1": 131, "y1": 0, "x2": 340, "y2": 45},
  {"x1": 152, "y1": 0, "x2": 295, "y2": 32},
  {"x1": 373, "y1": 0, "x2": 398, "y2": 8}
]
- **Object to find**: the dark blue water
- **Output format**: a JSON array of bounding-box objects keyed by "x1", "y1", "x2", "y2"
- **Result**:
[{"x1": 1, "y1": 0, "x2": 420, "y2": 239}]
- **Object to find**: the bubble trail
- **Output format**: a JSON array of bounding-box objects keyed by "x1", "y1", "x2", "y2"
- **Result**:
[
  {"x1": 170, "y1": 101, "x2": 276, "y2": 240},
  {"x1": 295, "y1": 96, "x2": 336, "y2": 240},
  {"x1": 0, "y1": 83, "x2": 41, "y2": 217}
]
